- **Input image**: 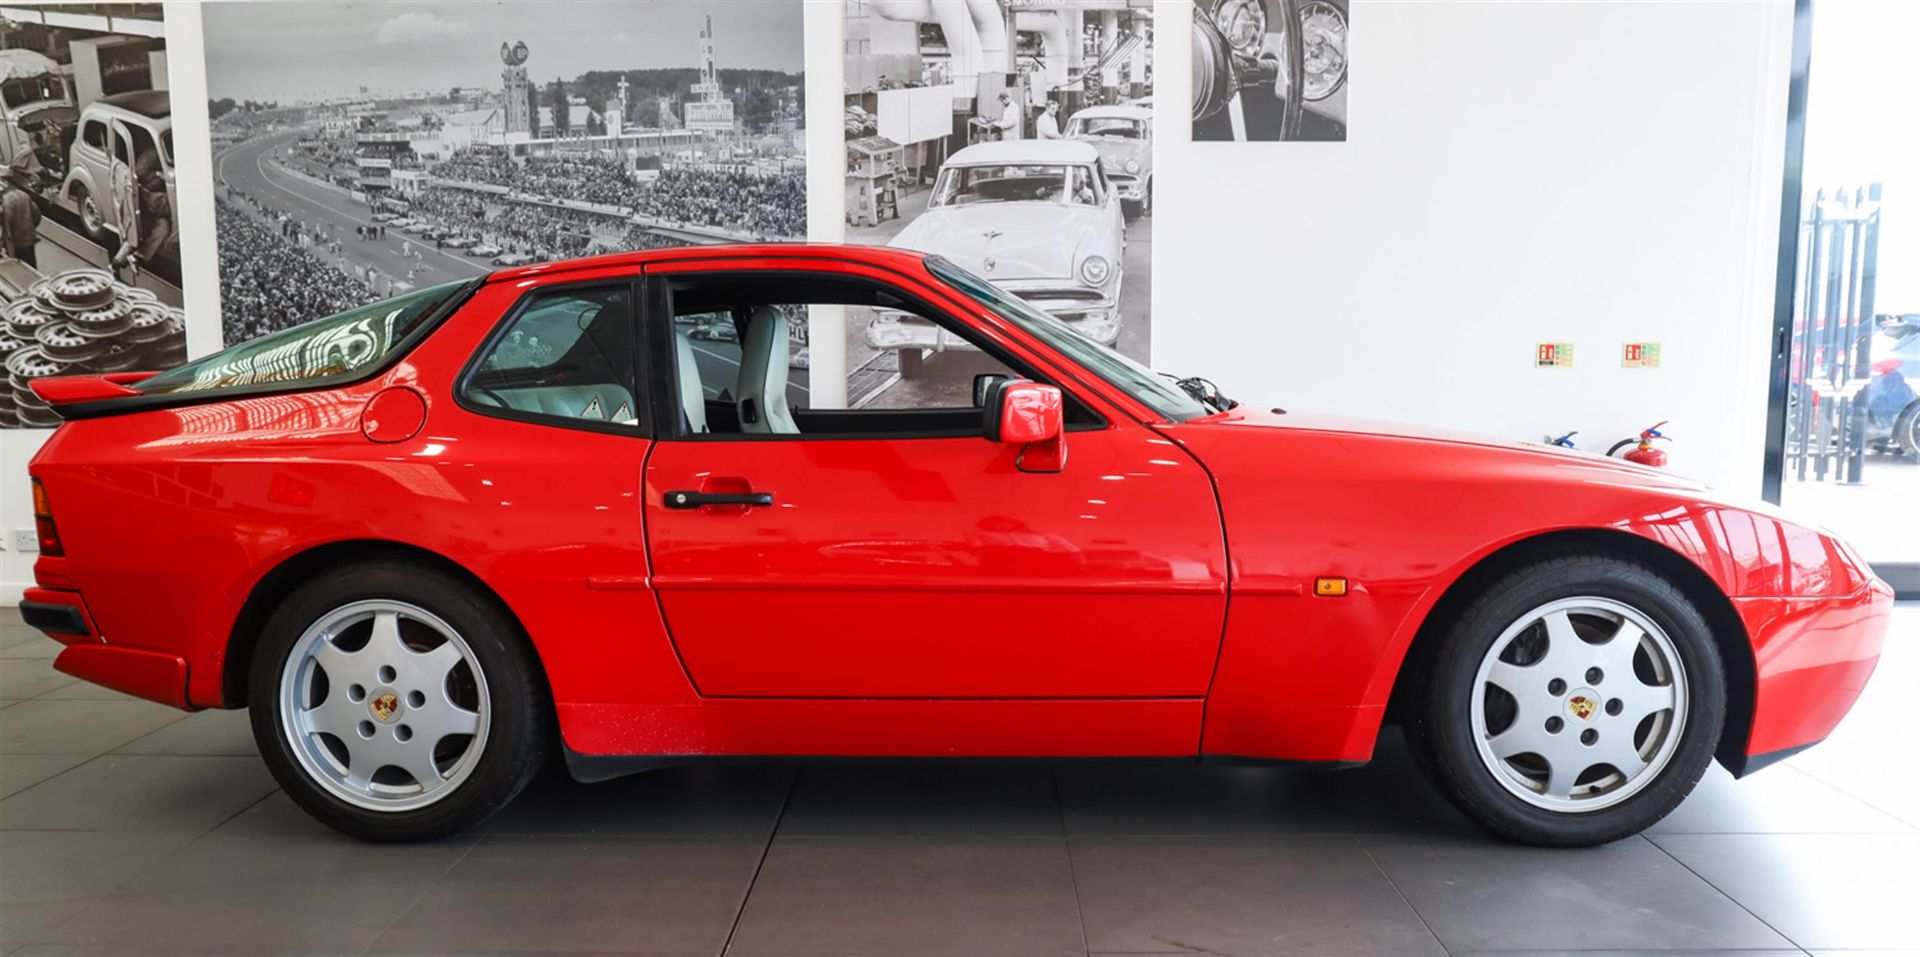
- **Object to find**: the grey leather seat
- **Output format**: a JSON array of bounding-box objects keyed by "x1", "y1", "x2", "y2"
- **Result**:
[
  {"x1": 674, "y1": 327, "x2": 709, "y2": 433},
  {"x1": 736, "y1": 306, "x2": 797, "y2": 434}
]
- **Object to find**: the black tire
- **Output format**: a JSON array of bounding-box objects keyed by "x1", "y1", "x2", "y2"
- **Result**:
[
  {"x1": 72, "y1": 183, "x2": 110, "y2": 242},
  {"x1": 1895, "y1": 400, "x2": 1920, "y2": 457},
  {"x1": 1403, "y1": 551, "x2": 1725, "y2": 846},
  {"x1": 248, "y1": 561, "x2": 549, "y2": 842}
]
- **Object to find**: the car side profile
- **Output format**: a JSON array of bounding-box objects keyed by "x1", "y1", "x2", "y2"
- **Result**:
[{"x1": 22, "y1": 244, "x2": 1893, "y2": 845}]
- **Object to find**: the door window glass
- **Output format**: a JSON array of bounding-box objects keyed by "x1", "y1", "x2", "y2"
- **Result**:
[
  {"x1": 663, "y1": 272, "x2": 1089, "y2": 438},
  {"x1": 465, "y1": 285, "x2": 640, "y2": 429}
]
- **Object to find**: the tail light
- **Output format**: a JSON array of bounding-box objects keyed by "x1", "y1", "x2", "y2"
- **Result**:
[
  {"x1": 31, "y1": 477, "x2": 61, "y2": 557},
  {"x1": 1872, "y1": 358, "x2": 1902, "y2": 376}
]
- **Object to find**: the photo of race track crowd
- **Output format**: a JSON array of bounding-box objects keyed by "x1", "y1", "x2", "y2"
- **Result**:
[{"x1": 203, "y1": 0, "x2": 805, "y2": 345}]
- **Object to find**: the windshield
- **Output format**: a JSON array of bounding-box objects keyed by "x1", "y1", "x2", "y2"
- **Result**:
[
  {"x1": 927, "y1": 257, "x2": 1209, "y2": 421},
  {"x1": 0, "y1": 75, "x2": 64, "y2": 110},
  {"x1": 929, "y1": 164, "x2": 1099, "y2": 208},
  {"x1": 1068, "y1": 117, "x2": 1146, "y2": 139},
  {"x1": 136, "y1": 280, "x2": 471, "y2": 396}
]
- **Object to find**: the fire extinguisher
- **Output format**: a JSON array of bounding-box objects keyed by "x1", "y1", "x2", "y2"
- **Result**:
[{"x1": 1608, "y1": 421, "x2": 1670, "y2": 467}]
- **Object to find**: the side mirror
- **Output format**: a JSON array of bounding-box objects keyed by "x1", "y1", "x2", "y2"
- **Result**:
[
  {"x1": 973, "y1": 372, "x2": 1015, "y2": 408},
  {"x1": 983, "y1": 379, "x2": 1067, "y2": 472}
]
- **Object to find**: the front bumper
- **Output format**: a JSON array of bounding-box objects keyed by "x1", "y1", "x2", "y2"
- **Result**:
[
  {"x1": 1107, "y1": 172, "x2": 1146, "y2": 202},
  {"x1": 1730, "y1": 575, "x2": 1895, "y2": 772}
]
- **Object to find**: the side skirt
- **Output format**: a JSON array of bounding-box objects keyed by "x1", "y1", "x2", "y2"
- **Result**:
[{"x1": 561, "y1": 743, "x2": 1366, "y2": 784}]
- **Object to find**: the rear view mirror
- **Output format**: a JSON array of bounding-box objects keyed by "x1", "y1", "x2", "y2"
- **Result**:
[
  {"x1": 982, "y1": 379, "x2": 1067, "y2": 472},
  {"x1": 973, "y1": 372, "x2": 1015, "y2": 408}
]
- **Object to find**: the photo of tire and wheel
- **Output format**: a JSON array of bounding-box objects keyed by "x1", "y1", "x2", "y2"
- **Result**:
[
  {"x1": 1193, "y1": 0, "x2": 1349, "y2": 142},
  {"x1": 0, "y1": 4, "x2": 189, "y2": 428},
  {"x1": 247, "y1": 550, "x2": 1723, "y2": 845}
]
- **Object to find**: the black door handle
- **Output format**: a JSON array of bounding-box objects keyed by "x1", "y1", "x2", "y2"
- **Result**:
[{"x1": 663, "y1": 490, "x2": 774, "y2": 509}]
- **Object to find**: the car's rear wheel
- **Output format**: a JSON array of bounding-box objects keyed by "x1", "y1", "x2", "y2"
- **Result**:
[
  {"x1": 248, "y1": 562, "x2": 548, "y2": 842},
  {"x1": 74, "y1": 184, "x2": 109, "y2": 241},
  {"x1": 1405, "y1": 552, "x2": 1724, "y2": 846}
]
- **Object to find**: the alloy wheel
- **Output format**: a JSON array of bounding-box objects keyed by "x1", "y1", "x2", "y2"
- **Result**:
[
  {"x1": 278, "y1": 599, "x2": 491, "y2": 812},
  {"x1": 1468, "y1": 596, "x2": 1688, "y2": 812}
]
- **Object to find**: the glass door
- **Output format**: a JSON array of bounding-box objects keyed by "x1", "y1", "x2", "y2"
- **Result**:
[{"x1": 1769, "y1": 0, "x2": 1919, "y2": 596}]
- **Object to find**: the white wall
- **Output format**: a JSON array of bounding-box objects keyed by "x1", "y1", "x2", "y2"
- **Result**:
[
  {"x1": 1151, "y1": 0, "x2": 1793, "y2": 493},
  {"x1": 0, "y1": 0, "x2": 1797, "y2": 600}
]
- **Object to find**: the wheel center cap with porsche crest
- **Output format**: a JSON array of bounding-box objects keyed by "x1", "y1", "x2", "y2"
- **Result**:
[
  {"x1": 1566, "y1": 689, "x2": 1599, "y2": 721},
  {"x1": 369, "y1": 691, "x2": 402, "y2": 723}
]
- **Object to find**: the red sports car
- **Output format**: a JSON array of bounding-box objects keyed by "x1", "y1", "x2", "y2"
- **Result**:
[{"x1": 22, "y1": 244, "x2": 1893, "y2": 845}]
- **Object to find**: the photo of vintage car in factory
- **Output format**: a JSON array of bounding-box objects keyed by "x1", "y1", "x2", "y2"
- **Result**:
[
  {"x1": 868, "y1": 139, "x2": 1125, "y2": 381},
  {"x1": 0, "y1": 4, "x2": 185, "y2": 429},
  {"x1": 1193, "y1": 0, "x2": 1348, "y2": 142},
  {"x1": 1066, "y1": 101, "x2": 1151, "y2": 217},
  {"x1": 844, "y1": 0, "x2": 1150, "y2": 410}
]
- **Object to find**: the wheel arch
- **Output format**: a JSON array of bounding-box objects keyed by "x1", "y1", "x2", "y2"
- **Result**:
[
  {"x1": 219, "y1": 539, "x2": 553, "y2": 710},
  {"x1": 1381, "y1": 527, "x2": 1756, "y2": 773}
]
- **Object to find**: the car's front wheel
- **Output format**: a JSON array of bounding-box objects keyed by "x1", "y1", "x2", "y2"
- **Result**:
[
  {"x1": 248, "y1": 562, "x2": 549, "y2": 842},
  {"x1": 1405, "y1": 552, "x2": 1725, "y2": 846}
]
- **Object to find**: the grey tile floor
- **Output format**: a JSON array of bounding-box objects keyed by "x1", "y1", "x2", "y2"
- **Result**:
[{"x1": 1, "y1": 605, "x2": 1916, "y2": 957}]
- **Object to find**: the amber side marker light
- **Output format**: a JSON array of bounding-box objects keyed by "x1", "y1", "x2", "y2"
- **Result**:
[
  {"x1": 31, "y1": 478, "x2": 61, "y2": 556},
  {"x1": 1314, "y1": 576, "x2": 1349, "y2": 597}
]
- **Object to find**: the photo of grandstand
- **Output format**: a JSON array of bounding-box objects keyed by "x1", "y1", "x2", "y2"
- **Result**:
[{"x1": 203, "y1": 1, "x2": 805, "y2": 347}]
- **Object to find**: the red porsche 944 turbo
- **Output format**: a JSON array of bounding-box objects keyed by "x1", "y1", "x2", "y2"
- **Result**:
[{"x1": 22, "y1": 245, "x2": 1892, "y2": 844}]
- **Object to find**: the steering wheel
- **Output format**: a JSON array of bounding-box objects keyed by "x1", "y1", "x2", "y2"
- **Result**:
[{"x1": 1192, "y1": 0, "x2": 1307, "y2": 142}]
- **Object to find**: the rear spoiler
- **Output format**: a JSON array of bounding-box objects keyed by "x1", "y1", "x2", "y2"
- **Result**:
[{"x1": 28, "y1": 373, "x2": 159, "y2": 420}]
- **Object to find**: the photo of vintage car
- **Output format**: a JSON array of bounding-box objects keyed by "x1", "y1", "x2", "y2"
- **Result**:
[
  {"x1": 0, "y1": 49, "x2": 74, "y2": 176},
  {"x1": 1065, "y1": 104, "x2": 1153, "y2": 219},
  {"x1": 20, "y1": 243, "x2": 1894, "y2": 848},
  {"x1": 61, "y1": 90, "x2": 173, "y2": 242},
  {"x1": 876, "y1": 140, "x2": 1125, "y2": 377}
]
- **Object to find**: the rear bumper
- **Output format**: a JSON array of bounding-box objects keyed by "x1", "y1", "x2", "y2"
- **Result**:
[
  {"x1": 20, "y1": 599, "x2": 90, "y2": 639},
  {"x1": 21, "y1": 587, "x2": 101, "y2": 646},
  {"x1": 24, "y1": 586, "x2": 194, "y2": 710},
  {"x1": 1731, "y1": 576, "x2": 1895, "y2": 772},
  {"x1": 54, "y1": 644, "x2": 192, "y2": 710}
]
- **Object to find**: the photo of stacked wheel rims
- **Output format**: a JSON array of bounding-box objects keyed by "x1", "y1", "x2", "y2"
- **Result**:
[{"x1": 0, "y1": 269, "x2": 186, "y2": 428}]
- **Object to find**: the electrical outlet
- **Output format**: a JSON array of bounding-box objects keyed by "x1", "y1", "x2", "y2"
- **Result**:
[{"x1": 13, "y1": 529, "x2": 38, "y2": 553}]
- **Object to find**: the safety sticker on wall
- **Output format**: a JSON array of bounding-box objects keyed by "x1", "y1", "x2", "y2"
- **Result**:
[
  {"x1": 1535, "y1": 342, "x2": 1575, "y2": 368},
  {"x1": 1622, "y1": 342, "x2": 1662, "y2": 368}
]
